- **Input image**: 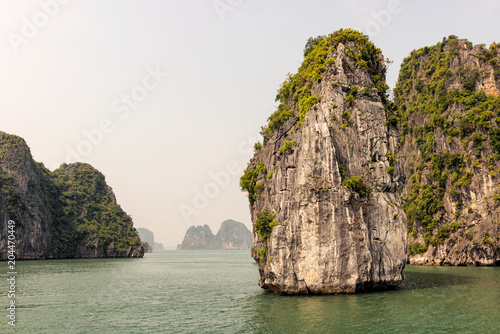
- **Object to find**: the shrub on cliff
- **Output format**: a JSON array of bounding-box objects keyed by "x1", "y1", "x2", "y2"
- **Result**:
[
  {"x1": 279, "y1": 140, "x2": 296, "y2": 154},
  {"x1": 407, "y1": 242, "x2": 428, "y2": 255},
  {"x1": 255, "y1": 209, "x2": 278, "y2": 241},
  {"x1": 240, "y1": 162, "x2": 267, "y2": 204},
  {"x1": 342, "y1": 176, "x2": 371, "y2": 198}
]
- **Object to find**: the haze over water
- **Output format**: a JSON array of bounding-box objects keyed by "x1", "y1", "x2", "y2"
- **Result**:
[{"x1": 1, "y1": 251, "x2": 499, "y2": 333}]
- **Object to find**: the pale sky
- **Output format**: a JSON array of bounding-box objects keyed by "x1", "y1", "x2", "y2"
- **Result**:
[{"x1": 1, "y1": 0, "x2": 499, "y2": 248}]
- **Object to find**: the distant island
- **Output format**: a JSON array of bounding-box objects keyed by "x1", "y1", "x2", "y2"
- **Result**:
[
  {"x1": 137, "y1": 227, "x2": 164, "y2": 252},
  {"x1": 177, "y1": 219, "x2": 252, "y2": 250},
  {"x1": 0, "y1": 132, "x2": 143, "y2": 260}
]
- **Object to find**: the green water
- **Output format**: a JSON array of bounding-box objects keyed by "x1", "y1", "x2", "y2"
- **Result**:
[{"x1": 1, "y1": 251, "x2": 499, "y2": 333}]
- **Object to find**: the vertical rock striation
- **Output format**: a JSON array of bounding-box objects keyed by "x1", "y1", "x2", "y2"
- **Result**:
[{"x1": 242, "y1": 30, "x2": 407, "y2": 294}]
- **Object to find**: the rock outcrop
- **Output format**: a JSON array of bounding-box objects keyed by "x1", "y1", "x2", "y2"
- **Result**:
[
  {"x1": 0, "y1": 132, "x2": 144, "y2": 260},
  {"x1": 242, "y1": 32, "x2": 500, "y2": 294},
  {"x1": 177, "y1": 219, "x2": 252, "y2": 250},
  {"x1": 241, "y1": 29, "x2": 407, "y2": 294},
  {"x1": 395, "y1": 36, "x2": 500, "y2": 265},
  {"x1": 0, "y1": 133, "x2": 54, "y2": 259},
  {"x1": 177, "y1": 224, "x2": 215, "y2": 250},
  {"x1": 137, "y1": 227, "x2": 164, "y2": 251},
  {"x1": 137, "y1": 228, "x2": 154, "y2": 246},
  {"x1": 142, "y1": 241, "x2": 153, "y2": 253},
  {"x1": 214, "y1": 219, "x2": 253, "y2": 249}
]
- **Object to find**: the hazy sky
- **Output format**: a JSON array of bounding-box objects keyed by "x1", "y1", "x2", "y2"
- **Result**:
[{"x1": 1, "y1": 0, "x2": 499, "y2": 248}]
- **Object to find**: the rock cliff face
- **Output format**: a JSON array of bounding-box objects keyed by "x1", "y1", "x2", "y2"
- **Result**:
[
  {"x1": 241, "y1": 30, "x2": 407, "y2": 294},
  {"x1": 137, "y1": 227, "x2": 164, "y2": 251},
  {"x1": 138, "y1": 227, "x2": 155, "y2": 245},
  {"x1": 242, "y1": 33, "x2": 500, "y2": 293},
  {"x1": 177, "y1": 219, "x2": 252, "y2": 250},
  {"x1": 0, "y1": 133, "x2": 53, "y2": 259},
  {"x1": 0, "y1": 132, "x2": 144, "y2": 260},
  {"x1": 395, "y1": 36, "x2": 500, "y2": 265}
]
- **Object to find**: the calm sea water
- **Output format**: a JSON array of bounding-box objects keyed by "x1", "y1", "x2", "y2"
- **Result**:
[{"x1": 1, "y1": 250, "x2": 499, "y2": 333}]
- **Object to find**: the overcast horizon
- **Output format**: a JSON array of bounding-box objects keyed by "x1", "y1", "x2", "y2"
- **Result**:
[{"x1": 1, "y1": 0, "x2": 499, "y2": 248}]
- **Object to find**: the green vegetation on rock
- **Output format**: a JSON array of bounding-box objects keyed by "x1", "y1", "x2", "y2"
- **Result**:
[
  {"x1": 395, "y1": 36, "x2": 500, "y2": 248},
  {"x1": 260, "y1": 29, "x2": 388, "y2": 140},
  {"x1": 240, "y1": 162, "x2": 267, "y2": 204},
  {"x1": 0, "y1": 170, "x2": 26, "y2": 223},
  {"x1": 338, "y1": 165, "x2": 346, "y2": 180},
  {"x1": 242, "y1": 32, "x2": 500, "y2": 267},
  {"x1": 52, "y1": 163, "x2": 141, "y2": 254},
  {"x1": 255, "y1": 209, "x2": 278, "y2": 241},
  {"x1": 342, "y1": 176, "x2": 371, "y2": 198},
  {"x1": 407, "y1": 242, "x2": 428, "y2": 255},
  {"x1": 279, "y1": 140, "x2": 297, "y2": 154},
  {"x1": 395, "y1": 37, "x2": 500, "y2": 148},
  {"x1": 0, "y1": 132, "x2": 142, "y2": 259},
  {"x1": 254, "y1": 209, "x2": 278, "y2": 262}
]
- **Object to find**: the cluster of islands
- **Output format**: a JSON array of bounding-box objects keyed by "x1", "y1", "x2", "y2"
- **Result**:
[
  {"x1": 137, "y1": 220, "x2": 252, "y2": 252},
  {"x1": 176, "y1": 219, "x2": 252, "y2": 250},
  {"x1": 0, "y1": 131, "x2": 251, "y2": 259},
  {"x1": 1, "y1": 28, "x2": 500, "y2": 295}
]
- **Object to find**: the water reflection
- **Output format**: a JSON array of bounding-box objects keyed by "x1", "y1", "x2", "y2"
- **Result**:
[{"x1": 399, "y1": 265, "x2": 475, "y2": 290}]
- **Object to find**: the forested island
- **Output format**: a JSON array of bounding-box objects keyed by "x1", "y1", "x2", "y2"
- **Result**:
[{"x1": 0, "y1": 132, "x2": 143, "y2": 260}]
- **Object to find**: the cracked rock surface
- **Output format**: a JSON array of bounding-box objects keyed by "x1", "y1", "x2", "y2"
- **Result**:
[{"x1": 246, "y1": 41, "x2": 407, "y2": 294}]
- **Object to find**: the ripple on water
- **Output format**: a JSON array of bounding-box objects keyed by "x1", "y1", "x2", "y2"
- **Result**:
[{"x1": 1, "y1": 251, "x2": 498, "y2": 334}]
